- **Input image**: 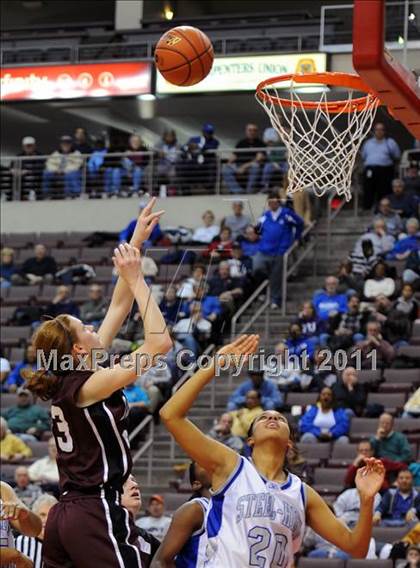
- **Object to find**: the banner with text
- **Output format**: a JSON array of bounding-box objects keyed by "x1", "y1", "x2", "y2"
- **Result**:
[
  {"x1": 156, "y1": 53, "x2": 327, "y2": 94},
  {"x1": 1, "y1": 62, "x2": 152, "y2": 101}
]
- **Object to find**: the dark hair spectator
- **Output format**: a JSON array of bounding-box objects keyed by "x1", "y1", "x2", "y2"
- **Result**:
[{"x1": 299, "y1": 386, "x2": 350, "y2": 443}]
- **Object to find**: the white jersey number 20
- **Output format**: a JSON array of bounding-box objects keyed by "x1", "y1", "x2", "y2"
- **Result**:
[{"x1": 248, "y1": 526, "x2": 288, "y2": 568}]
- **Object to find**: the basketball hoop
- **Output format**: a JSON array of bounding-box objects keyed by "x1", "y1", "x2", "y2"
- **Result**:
[{"x1": 256, "y1": 72, "x2": 380, "y2": 201}]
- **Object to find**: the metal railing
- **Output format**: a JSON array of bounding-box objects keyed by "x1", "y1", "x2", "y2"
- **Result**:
[
  {"x1": 0, "y1": 146, "x2": 287, "y2": 201},
  {"x1": 130, "y1": 414, "x2": 154, "y2": 485},
  {"x1": 281, "y1": 221, "x2": 317, "y2": 316},
  {"x1": 230, "y1": 279, "x2": 270, "y2": 344},
  {"x1": 169, "y1": 343, "x2": 216, "y2": 460}
]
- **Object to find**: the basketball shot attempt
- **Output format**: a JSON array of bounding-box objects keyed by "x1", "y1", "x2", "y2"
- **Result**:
[{"x1": 159, "y1": 335, "x2": 385, "y2": 568}]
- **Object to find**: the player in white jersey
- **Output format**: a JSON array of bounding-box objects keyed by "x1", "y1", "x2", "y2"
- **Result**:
[
  {"x1": 160, "y1": 335, "x2": 386, "y2": 568},
  {"x1": 0, "y1": 481, "x2": 42, "y2": 567},
  {"x1": 152, "y1": 462, "x2": 211, "y2": 568}
]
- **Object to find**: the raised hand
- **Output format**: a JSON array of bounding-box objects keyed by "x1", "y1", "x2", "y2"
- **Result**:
[
  {"x1": 112, "y1": 243, "x2": 142, "y2": 288},
  {"x1": 355, "y1": 457, "x2": 385, "y2": 500},
  {"x1": 131, "y1": 197, "x2": 164, "y2": 246},
  {"x1": 217, "y1": 334, "x2": 260, "y2": 368},
  {"x1": 0, "y1": 501, "x2": 29, "y2": 522}
]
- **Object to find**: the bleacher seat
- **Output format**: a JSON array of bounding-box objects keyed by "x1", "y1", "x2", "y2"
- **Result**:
[
  {"x1": 397, "y1": 345, "x2": 420, "y2": 358},
  {"x1": 17, "y1": 249, "x2": 40, "y2": 263},
  {"x1": 328, "y1": 444, "x2": 358, "y2": 467},
  {"x1": 4, "y1": 285, "x2": 40, "y2": 305},
  {"x1": 73, "y1": 285, "x2": 97, "y2": 302},
  {"x1": 79, "y1": 247, "x2": 111, "y2": 265},
  {"x1": 0, "y1": 306, "x2": 15, "y2": 324},
  {"x1": 313, "y1": 468, "x2": 347, "y2": 494},
  {"x1": 0, "y1": 325, "x2": 32, "y2": 346},
  {"x1": 366, "y1": 392, "x2": 407, "y2": 412},
  {"x1": 27, "y1": 441, "x2": 49, "y2": 458},
  {"x1": 38, "y1": 285, "x2": 60, "y2": 303},
  {"x1": 286, "y1": 392, "x2": 318, "y2": 407},
  {"x1": 297, "y1": 442, "x2": 330, "y2": 466},
  {"x1": 357, "y1": 370, "x2": 382, "y2": 384},
  {"x1": 9, "y1": 347, "x2": 25, "y2": 365},
  {"x1": 50, "y1": 248, "x2": 81, "y2": 264},
  {"x1": 349, "y1": 418, "x2": 377, "y2": 440},
  {"x1": 0, "y1": 463, "x2": 18, "y2": 482},
  {"x1": 1, "y1": 393, "x2": 19, "y2": 409},
  {"x1": 383, "y1": 368, "x2": 420, "y2": 385},
  {"x1": 298, "y1": 558, "x2": 345, "y2": 568},
  {"x1": 347, "y1": 561, "x2": 392, "y2": 568},
  {"x1": 160, "y1": 492, "x2": 188, "y2": 513},
  {"x1": 93, "y1": 266, "x2": 113, "y2": 284},
  {"x1": 371, "y1": 525, "x2": 409, "y2": 543}
]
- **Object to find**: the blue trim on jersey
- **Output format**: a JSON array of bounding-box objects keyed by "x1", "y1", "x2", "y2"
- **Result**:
[
  {"x1": 300, "y1": 483, "x2": 306, "y2": 509},
  {"x1": 207, "y1": 458, "x2": 244, "y2": 539},
  {"x1": 175, "y1": 533, "x2": 200, "y2": 568},
  {"x1": 280, "y1": 476, "x2": 292, "y2": 491}
]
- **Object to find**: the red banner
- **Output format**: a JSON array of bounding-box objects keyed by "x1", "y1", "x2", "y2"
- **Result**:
[{"x1": 1, "y1": 62, "x2": 152, "y2": 101}]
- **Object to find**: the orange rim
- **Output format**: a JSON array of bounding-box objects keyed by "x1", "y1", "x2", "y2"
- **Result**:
[{"x1": 256, "y1": 72, "x2": 380, "y2": 113}]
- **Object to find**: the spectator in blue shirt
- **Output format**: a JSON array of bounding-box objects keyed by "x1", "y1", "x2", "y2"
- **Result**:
[
  {"x1": 295, "y1": 301, "x2": 324, "y2": 344},
  {"x1": 285, "y1": 322, "x2": 316, "y2": 361},
  {"x1": 313, "y1": 276, "x2": 348, "y2": 321},
  {"x1": 299, "y1": 387, "x2": 350, "y2": 444},
  {"x1": 227, "y1": 369, "x2": 283, "y2": 411},
  {"x1": 386, "y1": 218, "x2": 420, "y2": 260},
  {"x1": 373, "y1": 469, "x2": 419, "y2": 527},
  {"x1": 124, "y1": 382, "x2": 151, "y2": 447},
  {"x1": 191, "y1": 283, "x2": 223, "y2": 321},
  {"x1": 239, "y1": 225, "x2": 260, "y2": 257},
  {"x1": 5, "y1": 345, "x2": 37, "y2": 392},
  {"x1": 253, "y1": 192, "x2": 304, "y2": 309},
  {"x1": 119, "y1": 203, "x2": 163, "y2": 248},
  {"x1": 159, "y1": 286, "x2": 188, "y2": 326},
  {"x1": 361, "y1": 122, "x2": 401, "y2": 209}
]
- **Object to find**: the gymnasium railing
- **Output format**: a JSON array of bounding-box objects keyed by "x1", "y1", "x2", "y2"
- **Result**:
[
  {"x1": 0, "y1": 147, "x2": 287, "y2": 201},
  {"x1": 129, "y1": 414, "x2": 155, "y2": 485}
]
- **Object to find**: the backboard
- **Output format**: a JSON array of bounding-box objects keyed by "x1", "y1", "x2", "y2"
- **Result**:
[{"x1": 353, "y1": 0, "x2": 420, "y2": 138}]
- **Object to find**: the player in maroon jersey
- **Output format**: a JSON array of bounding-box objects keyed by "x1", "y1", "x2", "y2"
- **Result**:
[{"x1": 24, "y1": 199, "x2": 172, "y2": 568}]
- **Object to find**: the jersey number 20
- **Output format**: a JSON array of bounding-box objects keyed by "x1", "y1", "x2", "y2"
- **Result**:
[
  {"x1": 51, "y1": 405, "x2": 74, "y2": 452},
  {"x1": 248, "y1": 526, "x2": 288, "y2": 568}
]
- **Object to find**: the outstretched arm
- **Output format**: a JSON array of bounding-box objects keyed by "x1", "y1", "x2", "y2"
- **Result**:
[
  {"x1": 77, "y1": 244, "x2": 172, "y2": 406},
  {"x1": 306, "y1": 458, "x2": 385, "y2": 558},
  {"x1": 0, "y1": 482, "x2": 42, "y2": 538},
  {"x1": 159, "y1": 335, "x2": 259, "y2": 490},
  {"x1": 98, "y1": 198, "x2": 164, "y2": 349},
  {"x1": 151, "y1": 501, "x2": 204, "y2": 568}
]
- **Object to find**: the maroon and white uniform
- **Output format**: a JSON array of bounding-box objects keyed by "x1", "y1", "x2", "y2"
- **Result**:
[{"x1": 43, "y1": 370, "x2": 142, "y2": 568}]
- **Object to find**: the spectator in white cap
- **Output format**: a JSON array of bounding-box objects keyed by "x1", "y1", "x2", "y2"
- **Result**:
[
  {"x1": 12, "y1": 136, "x2": 44, "y2": 199},
  {"x1": 42, "y1": 135, "x2": 83, "y2": 198}
]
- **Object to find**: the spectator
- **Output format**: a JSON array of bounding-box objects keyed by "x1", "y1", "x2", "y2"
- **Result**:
[
  {"x1": 223, "y1": 123, "x2": 266, "y2": 194},
  {"x1": 284, "y1": 322, "x2": 315, "y2": 360},
  {"x1": 333, "y1": 367, "x2": 367, "y2": 417},
  {"x1": 119, "y1": 203, "x2": 163, "y2": 247},
  {"x1": 120, "y1": 134, "x2": 149, "y2": 196},
  {"x1": 0, "y1": 417, "x2": 32, "y2": 462},
  {"x1": 227, "y1": 243, "x2": 253, "y2": 284},
  {"x1": 326, "y1": 295, "x2": 368, "y2": 350},
  {"x1": 337, "y1": 260, "x2": 363, "y2": 296},
  {"x1": 349, "y1": 238, "x2": 379, "y2": 281},
  {"x1": 261, "y1": 127, "x2": 285, "y2": 191},
  {"x1": 371, "y1": 413, "x2": 412, "y2": 464},
  {"x1": 263, "y1": 342, "x2": 310, "y2": 392},
  {"x1": 190, "y1": 123, "x2": 220, "y2": 189},
  {"x1": 191, "y1": 210, "x2": 219, "y2": 244},
  {"x1": 155, "y1": 129, "x2": 179, "y2": 190},
  {"x1": 15, "y1": 494, "x2": 58, "y2": 566},
  {"x1": 207, "y1": 413, "x2": 244, "y2": 452},
  {"x1": 403, "y1": 249, "x2": 419, "y2": 286},
  {"x1": 299, "y1": 386, "x2": 350, "y2": 444},
  {"x1": 207, "y1": 261, "x2": 243, "y2": 314},
  {"x1": 344, "y1": 440, "x2": 406, "y2": 490},
  {"x1": 42, "y1": 135, "x2": 83, "y2": 197},
  {"x1": 14, "y1": 244, "x2": 57, "y2": 285},
  {"x1": 55, "y1": 256, "x2": 96, "y2": 286},
  {"x1": 13, "y1": 466, "x2": 43, "y2": 507},
  {"x1": 403, "y1": 161, "x2": 420, "y2": 194},
  {"x1": 221, "y1": 201, "x2": 251, "y2": 241},
  {"x1": 356, "y1": 320, "x2": 395, "y2": 369},
  {"x1": 28, "y1": 436, "x2": 59, "y2": 484},
  {"x1": 0, "y1": 247, "x2": 17, "y2": 288},
  {"x1": 124, "y1": 381, "x2": 151, "y2": 448},
  {"x1": 295, "y1": 301, "x2": 324, "y2": 343},
  {"x1": 403, "y1": 387, "x2": 420, "y2": 419},
  {"x1": 159, "y1": 286, "x2": 188, "y2": 325},
  {"x1": 0, "y1": 355, "x2": 11, "y2": 393},
  {"x1": 1, "y1": 387, "x2": 50, "y2": 441},
  {"x1": 393, "y1": 283, "x2": 418, "y2": 322},
  {"x1": 46, "y1": 285, "x2": 79, "y2": 318},
  {"x1": 87, "y1": 138, "x2": 108, "y2": 196},
  {"x1": 373, "y1": 469, "x2": 419, "y2": 527},
  {"x1": 136, "y1": 495, "x2": 172, "y2": 541},
  {"x1": 387, "y1": 218, "x2": 420, "y2": 260},
  {"x1": 396, "y1": 544, "x2": 420, "y2": 568},
  {"x1": 173, "y1": 301, "x2": 212, "y2": 356},
  {"x1": 177, "y1": 264, "x2": 206, "y2": 300},
  {"x1": 253, "y1": 192, "x2": 304, "y2": 309},
  {"x1": 191, "y1": 123, "x2": 220, "y2": 153},
  {"x1": 313, "y1": 276, "x2": 348, "y2": 321},
  {"x1": 374, "y1": 197, "x2": 404, "y2": 237},
  {"x1": 355, "y1": 219, "x2": 395, "y2": 257},
  {"x1": 73, "y1": 127, "x2": 92, "y2": 154},
  {"x1": 361, "y1": 122, "x2": 401, "y2": 209},
  {"x1": 203, "y1": 227, "x2": 233, "y2": 261},
  {"x1": 238, "y1": 224, "x2": 260, "y2": 257},
  {"x1": 5, "y1": 345, "x2": 37, "y2": 392},
  {"x1": 364, "y1": 261, "x2": 396, "y2": 299},
  {"x1": 12, "y1": 136, "x2": 44, "y2": 200},
  {"x1": 79, "y1": 284, "x2": 108, "y2": 326},
  {"x1": 387, "y1": 178, "x2": 417, "y2": 218},
  {"x1": 229, "y1": 390, "x2": 264, "y2": 438},
  {"x1": 334, "y1": 486, "x2": 381, "y2": 527},
  {"x1": 227, "y1": 368, "x2": 283, "y2": 411},
  {"x1": 191, "y1": 283, "x2": 223, "y2": 327},
  {"x1": 177, "y1": 137, "x2": 207, "y2": 193}
]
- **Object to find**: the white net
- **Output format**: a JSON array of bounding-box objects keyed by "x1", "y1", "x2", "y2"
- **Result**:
[{"x1": 256, "y1": 78, "x2": 380, "y2": 201}]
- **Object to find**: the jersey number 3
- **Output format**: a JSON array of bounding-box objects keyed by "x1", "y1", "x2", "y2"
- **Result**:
[
  {"x1": 51, "y1": 405, "x2": 74, "y2": 452},
  {"x1": 248, "y1": 526, "x2": 288, "y2": 568}
]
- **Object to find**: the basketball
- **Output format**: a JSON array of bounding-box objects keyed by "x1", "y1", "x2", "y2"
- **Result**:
[{"x1": 154, "y1": 25, "x2": 214, "y2": 87}]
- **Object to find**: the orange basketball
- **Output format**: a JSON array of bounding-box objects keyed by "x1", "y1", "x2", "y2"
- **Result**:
[{"x1": 154, "y1": 26, "x2": 214, "y2": 87}]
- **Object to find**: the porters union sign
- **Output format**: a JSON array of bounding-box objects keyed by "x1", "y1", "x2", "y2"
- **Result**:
[{"x1": 1, "y1": 62, "x2": 152, "y2": 101}]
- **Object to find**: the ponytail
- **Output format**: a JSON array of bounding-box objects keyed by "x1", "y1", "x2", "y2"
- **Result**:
[{"x1": 22, "y1": 368, "x2": 59, "y2": 401}]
